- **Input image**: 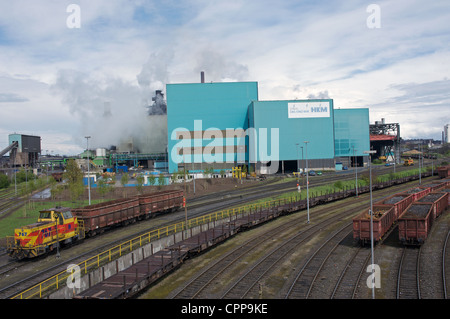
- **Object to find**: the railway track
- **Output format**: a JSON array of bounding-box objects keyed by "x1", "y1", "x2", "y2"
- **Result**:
[
  {"x1": 285, "y1": 224, "x2": 353, "y2": 299},
  {"x1": 0, "y1": 198, "x2": 24, "y2": 219},
  {"x1": 1, "y1": 173, "x2": 440, "y2": 299},
  {"x1": 169, "y1": 213, "x2": 306, "y2": 299},
  {"x1": 396, "y1": 246, "x2": 421, "y2": 299},
  {"x1": 444, "y1": 230, "x2": 449, "y2": 299},
  {"x1": 0, "y1": 173, "x2": 366, "y2": 298},
  {"x1": 160, "y1": 180, "x2": 431, "y2": 300},
  {"x1": 174, "y1": 203, "x2": 356, "y2": 298},
  {"x1": 330, "y1": 246, "x2": 371, "y2": 299}
]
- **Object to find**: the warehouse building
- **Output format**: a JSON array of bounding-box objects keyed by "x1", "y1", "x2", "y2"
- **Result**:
[{"x1": 166, "y1": 80, "x2": 370, "y2": 174}]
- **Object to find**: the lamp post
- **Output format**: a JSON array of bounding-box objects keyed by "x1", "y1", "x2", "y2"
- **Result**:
[
  {"x1": 295, "y1": 143, "x2": 299, "y2": 186},
  {"x1": 353, "y1": 146, "x2": 358, "y2": 197},
  {"x1": 418, "y1": 143, "x2": 422, "y2": 185},
  {"x1": 364, "y1": 149, "x2": 377, "y2": 299},
  {"x1": 85, "y1": 136, "x2": 91, "y2": 205},
  {"x1": 304, "y1": 141, "x2": 310, "y2": 224},
  {"x1": 183, "y1": 151, "x2": 188, "y2": 237},
  {"x1": 54, "y1": 211, "x2": 61, "y2": 258},
  {"x1": 301, "y1": 146, "x2": 304, "y2": 187}
]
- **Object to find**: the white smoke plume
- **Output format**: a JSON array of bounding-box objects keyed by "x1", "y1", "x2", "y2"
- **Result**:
[{"x1": 51, "y1": 56, "x2": 169, "y2": 154}]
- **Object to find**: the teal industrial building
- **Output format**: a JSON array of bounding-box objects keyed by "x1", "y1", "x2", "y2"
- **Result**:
[{"x1": 166, "y1": 80, "x2": 369, "y2": 174}]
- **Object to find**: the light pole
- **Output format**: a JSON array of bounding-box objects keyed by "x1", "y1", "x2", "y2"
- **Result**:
[
  {"x1": 353, "y1": 146, "x2": 358, "y2": 197},
  {"x1": 364, "y1": 149, "x2": 377, "y2": 299},
  {"x1": 85, "y1": 136, "x2": 91, "y2": 205},
  {"x1": 418, "y1": 143, "x2": 420, "y2": 185},
  {"x1": 183, "y1": 151, "x2": 188, "y2": 237},
  {"x1": 304, "y1": 141, "x2": 310, "y2": 224},
  {"x1": 295, "y1": 143, "x2": 299, "y2": 186},
  {"x1": 54, "y1": 211, "x2": 61, "y2": 258}
]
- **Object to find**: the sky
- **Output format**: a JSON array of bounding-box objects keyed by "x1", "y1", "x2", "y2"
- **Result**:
[{"x1": 0, "y1": 0, "x2": 449, "y2": 156}]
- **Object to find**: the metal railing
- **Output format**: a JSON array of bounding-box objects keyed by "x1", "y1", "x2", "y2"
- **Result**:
[{"x1": 11, "y1": 195, "x2": 300, "y2": 299}]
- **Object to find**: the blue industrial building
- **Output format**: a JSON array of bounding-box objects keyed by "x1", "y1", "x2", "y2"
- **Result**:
[
  {"x1": 167, "y1": 82, "x2": 258, "y2": 173},
  {"x1": 166, "y1": 80, "x2": 369, "y2": 174},
  {"x1": 334, "y1": 108, "x2": 370, "y2": 167}
]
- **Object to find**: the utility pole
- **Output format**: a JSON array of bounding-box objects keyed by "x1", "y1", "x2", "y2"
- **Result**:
[
  {"x1": 304, "y1": 141, "x2": 310, "y2": 224},
  {"x1": 85, "y1": 136, "x2": 91, "y2": 205},
  {"x1": 364, "y1": 149, "x2": 377, "y2": 299}
]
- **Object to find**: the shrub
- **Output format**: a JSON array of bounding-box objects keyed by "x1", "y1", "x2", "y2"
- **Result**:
[
  {"x1": 334, "y1": 180, "x2": 344, "y2": 190},
  {"x1": 0, "y1": 174, "x2": 10, "y2": 189}
]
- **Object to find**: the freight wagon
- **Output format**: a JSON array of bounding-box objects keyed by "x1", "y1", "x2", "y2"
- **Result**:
[
  {"x1": 352, "y1": 205, "x2": 396, "y2": 245},
  {"x1": 353, "y1": 193, "x2": 414, "y2": 245},
  {"x1": 441, "y1": 188, "x2": 450, "y2": 205},
  {"x1": 416, "y1": 192, "x2": 449, "y2": 220},
  {"x1": 138, "y1": 190, "x2": 183, "y2": 216},
  {"x1": 437, "y1": 166, "x2": 450, "y2": 179},
  {"x1": 421, "y1": 182, "x2": 449, "y2": 192},
  {"x1": 353, "y1": 178, "x2": 450, "y2": 246},
  {"x1": 7, "y1": 190, "x2": 184, "y2": 259},
  {"x1": 71, "y1": 197, "x2": 141, "y2": 236},
  {"x1": 398, "y1": 203, "x2": 434, "y2": 244},
  {"x1": 374, "y1": 193, "x2": 413, "y2": 220},
  {"x1": 398, "y1": 186, "x2": 431, "y2": 202}
]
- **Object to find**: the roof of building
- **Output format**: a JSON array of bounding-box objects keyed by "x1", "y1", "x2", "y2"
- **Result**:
[{"x1": 370, "y1": 134, "x2": 397, "y2": 141}]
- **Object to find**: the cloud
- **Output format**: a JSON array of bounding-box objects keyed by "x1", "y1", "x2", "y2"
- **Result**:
[
  {"x1": 50, "y1": 67, "x2": 167, "y2": 153},
  {"x1": 0, "y1": 93, "x2": 29, "y2": 103},
  {"x1": 193, "y1": 48, "x2": 249, "y2": 82},
  {"x1": 0, "y1": 0, "x2": 449, "y2": 155}
]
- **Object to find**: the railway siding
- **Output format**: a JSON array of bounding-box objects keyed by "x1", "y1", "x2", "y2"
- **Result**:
[{"x1": 8, "y1": 172, "x2": 446, "y2": 299}]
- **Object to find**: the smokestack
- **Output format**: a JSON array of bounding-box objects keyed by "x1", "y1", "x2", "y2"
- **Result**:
[{"x1": 201, "y1": 71, "x2": 205, "y2": 83}]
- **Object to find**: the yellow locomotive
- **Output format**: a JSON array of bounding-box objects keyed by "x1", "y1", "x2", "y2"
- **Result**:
[{"x1": 7, "y1": 207, "x2": 84, "y2": 259}]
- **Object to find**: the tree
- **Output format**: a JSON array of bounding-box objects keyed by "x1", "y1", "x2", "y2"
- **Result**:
[
  {"x1": 136, "y1": 175, "x2": 144, "y2": 194},
  {"x1": 64, "y1": 159, "x2": 84, "y2": 203},
  {"x1": 0, "y1": 173, "x2": 10, "y2": 189},
  {"x1": 148, "y1": 174, "x2": 156, "y2": 186},
  {"x1": 97, "y1": 178, "x2": 112, "y2": 198},
  {"x1": 204, "y1": 167, "x2": 214, "y2": 178},
  {"x1": 158, "y1": 173, "x2": 165, "y2": 189},
  {"x1": 120, "y1": 173, "x2": 129, "y2": 197},
  {"x1": 334, "y1": 180, "x2": 344, "y2": 190},
  {"x1": 120, "y1": 173, "x2": 129, "y2": 187}
]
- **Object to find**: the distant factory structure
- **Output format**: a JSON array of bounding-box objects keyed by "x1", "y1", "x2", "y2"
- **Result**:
[
  {"x1": 369, "y1": 118, "x2": 401, "y2": 164},
  {"x1": 0, "y1": 133, "x2": 41, "y2": 168}
]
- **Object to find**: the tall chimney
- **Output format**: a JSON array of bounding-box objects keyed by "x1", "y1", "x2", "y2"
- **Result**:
[{"x1": 201, "y1": 71, "x2": 205, "y2": 83}]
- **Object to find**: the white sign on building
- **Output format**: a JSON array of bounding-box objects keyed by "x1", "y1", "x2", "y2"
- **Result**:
[{"x1": 288, "y1": 101, "x2": 331, "y2": 118}]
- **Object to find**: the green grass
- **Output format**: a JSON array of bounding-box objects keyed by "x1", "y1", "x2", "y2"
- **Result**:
[{"x1": 229, "y1": 166, "x2": 434, "y2": 209}]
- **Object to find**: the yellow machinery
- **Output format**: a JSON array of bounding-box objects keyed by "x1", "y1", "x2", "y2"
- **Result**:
[
  {"x1": 404, "y1": 158, "x2": 414, "y2": 166},
  {"x1": 232, "y1": 167, "x2": 246, "y2": 179},
  {"x1": 7, "y1": 207, "x2": 84, "y2": 259}
]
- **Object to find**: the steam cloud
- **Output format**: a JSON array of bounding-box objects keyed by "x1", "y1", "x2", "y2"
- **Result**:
[{"x1": 51, "y1": 57, "x2": 168, "y2": 154}]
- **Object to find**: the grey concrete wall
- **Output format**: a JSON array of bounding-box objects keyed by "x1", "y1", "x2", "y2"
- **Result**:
[{"x1": 48, "y1": 213, "x2": 239, "y2": 299}]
